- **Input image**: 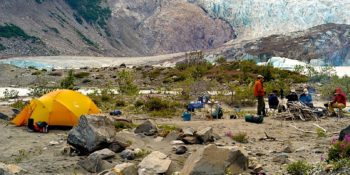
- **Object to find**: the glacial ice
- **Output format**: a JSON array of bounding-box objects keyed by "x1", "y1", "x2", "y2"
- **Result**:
[{"x1": 191, "y1": 0, "x2": 350, "y2": 39}]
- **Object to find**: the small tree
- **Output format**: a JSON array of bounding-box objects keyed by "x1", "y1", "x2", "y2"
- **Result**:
[
  {"x1": 117, "y1": 70, "x2": 139, "y2": 95},
  {"x1": 60, "y1": 70, "x2": 75, "y2": 89}
]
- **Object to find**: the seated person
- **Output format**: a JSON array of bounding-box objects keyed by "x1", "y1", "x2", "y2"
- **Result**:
[
  {"x1": 328, "y1": 87, "x2": 347, "y2": 116},
  {"x1": 299, "y1": 89, "x2": 314, "y2": 108},
  {"x1": 286, "y1": 89, "x2": 299, "y2": 102},
  {"x1": 268, "y1": 90, "x2": 279, "y2": 110}
]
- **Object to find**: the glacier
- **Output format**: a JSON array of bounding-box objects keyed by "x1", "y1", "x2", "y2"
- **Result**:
[{"x1": 191, "y1": 0, "x2": 350, "y2": 39}]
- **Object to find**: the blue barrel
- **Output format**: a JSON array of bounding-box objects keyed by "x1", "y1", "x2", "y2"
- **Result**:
[{"x1": 182, "y1": 112, "x2": 191, "y2": 121}]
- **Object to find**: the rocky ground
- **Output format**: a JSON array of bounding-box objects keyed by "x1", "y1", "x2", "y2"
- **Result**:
[{"x1": 1, "y1": 103, "x2": 349, "y2": 175}]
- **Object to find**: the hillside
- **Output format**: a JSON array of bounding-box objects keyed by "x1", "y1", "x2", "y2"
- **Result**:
[{"x1": 0, "y1": 0, "x2": 234, "y2": 58}]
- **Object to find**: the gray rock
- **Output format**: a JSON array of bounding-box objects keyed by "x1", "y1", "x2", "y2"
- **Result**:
[
  {"x1": 134, "y1": 120, "x2": 158, "y2": 136},
  {"x1": 181, "y1": 144, "x2": 248, "y2": 175},
  {"x1": 89, "y1": 148, "x2": 115, "y2": 160},
  {"x1": 112, "y1": 163, "x2": 137, "y2": 175},
  {"x1": 138, "y1": 151, "x2": 172, "y2": 175},
  {"x1": 108, "y1": 142, "x2": 125, "y2": 153},
  {"x1": 120, "y1": 149, "x2": 135, "y2": 160},
  {"x1": 164, "y1": 131, "x2": 180, "y2": 142},
  {"x1": 0, "y1": 162, "x2": 23, "y2": 175},
  {"x1": 154, "y1": 136, "x2": 163, "y2": 142},
  {"x1": 78, "y1": 154, "x2": 113, "y2": 173},
  {"x1": 272, "y1": 153, "x2": 290, "y2": 164},
  {"x1": 175, "y1": 146, "x2": 187, "y2": 155},
  {"x1": 282, "y1": 146, "x2": 293, "y2": 153},
  {"x1": 183, "y1": 136, "x2": 200, "y2": 144},
  {"x1": 211, "y1": 132, "x2": 222, "y2": 141},
  {"x1": 171, "y1": 140, "x2": 185, "y2": 145},
  {"x1": 196, "y1": 127, "x2": 213, "y2": 143},
  {"x1": 183, "y1": 127, "x2": 195, "y2": 136},
  {"x1": 0, "y1": 113, "x2": 9, "y2": 121},
  {"x1": 67, "y1": 115, "x2": 117, "y2": 154}
]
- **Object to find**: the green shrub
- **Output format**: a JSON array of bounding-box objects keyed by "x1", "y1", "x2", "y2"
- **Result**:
[
  {"x1": 158, "y1": 124, "x2": 178, "y2": 137},
  {"x1": 60, "y1": 70, "x2": 75, "y2": 89},
  {"x1": 74, "y1": 72, "x2": 90, "y2": 79},
  {"x1": 48, "y1": 27, "x2": 60, "y2": 34},
  {"x1": 0, "y1": 24, "x2": 38, "y2": 41},
  {"x1": 332, "y1": 158, "x2": 350, "y2": 171},
  {"x1": 48, "y1": 71, "x2": 62, "y2": 76},
  {"x1": 134, "y1": 100, "x2": 144, "y2": 108},
  {"x1": 117, "y1": 70, "x2": 139, "y2": 95},
  {"x1": 287, "y1": 160, "x2": 312, "y2": 175},
  {"x1": 2, "y1": 89, "x2": 19, "y2": 100},
  {"x1": 28, "y1": 86, "x2": 55, "y2": 97},
  {"x1": 35, "y1": 0, "x2": 46, "y2": 4},
  {"x1": 115, "y1": 99, "x2": 126, "y2": 107},
  {"x1": 328, "y1": 136, "x2": 350, "y2": 162},
  {"x1": 10, "y1": 100, "x2": 26, "y2": 110},
  {"x1": 135, "y1": 149, "x2": 151, "y2": 158},
  {"x1": 31, "y1": 70, "x2": 42, "y2": 75},
  {"x1": 76, "y1": 30, "x2": 98, "y2": 48},
  {"x1": 231, "y1": 132, "x2": 248, "y2": 143},
  {"x1": 114, "y1": 121, "x2": 136, "y2": 131},
  {"x1": 316, "y1": 128, "x2": 327, "y2": 138},
  {"x1": 0, "y1": 43, "x2": 5, "y2": 51},
  {"x1": 65, "y1": 0, "x2": 111, "y2": 27}
]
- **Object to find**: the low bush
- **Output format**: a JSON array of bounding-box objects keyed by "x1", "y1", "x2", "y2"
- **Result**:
[
  {"x1": 28, "y1": 86, "x2": 55, "y2": 97},
  {"x1": 114, "y1": 121, "x2": 136, "y2": 131},
  {"x1": 316, "y1": 128, "x2": 327, "y2": 138},
  {"x1": 74, "y1": 72, "x2": 90, "y2": 79},
  {"x1": 286, "y1": 160, "x2": 312, "y2": 175},
  {"x1": 328, "y1": 135, "x2": 350, "y2": 161},
  {"x1": 10, "y1": 100, "x2": 26, "y2": 110},
  {"x1": 2, "y1": 89, "x2": 19, "y2": 100},
  {"x1": 231, "y1": 132, "x2": 248, "y2": 143},
  {"x1": 0, "y1": 43, "x2": 5, "y2": 51}
]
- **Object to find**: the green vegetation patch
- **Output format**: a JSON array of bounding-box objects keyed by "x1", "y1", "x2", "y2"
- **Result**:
[
  {"x1": 0, "y1": 43, "x2": 5, "y2": 51},
  {"x1": 65, "y1": 0, "x2": 111, "y2": 27},
  {"x1": 0, "y1": 24, "x2": 38, "y2": 41},
  {"x1": 76, "y1": 30, "x2": 98, "y2": 48},
  {"x1": 287, "y1": 160, "x2": 312, "y2": 175}
]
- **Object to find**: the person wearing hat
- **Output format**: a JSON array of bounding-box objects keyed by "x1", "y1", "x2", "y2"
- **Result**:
[
  {"x1": 328, "y1": 87, "x2": 347, "y2": 116},
  {"x1": 299, "y1": 88, "x2": 313, "y2": 108},
  {"x1": 286, "y1": 89, "x2": 298, "y2": 102},
  {"x1": 254, "y1": 75, "x2": 266, "y2": 116}
]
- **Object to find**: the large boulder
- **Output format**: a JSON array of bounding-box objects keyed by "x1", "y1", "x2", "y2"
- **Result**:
[
  {"x1": 78, "y1": 149, "x2": 114, "y2": 173},
  {"x1": 98, "y1": 163, "x2": 137, "y2": 175},
  {"x1": 181, "y1": 144, "x2": 248, "y2": 175},
  {"x1": 113, "y1": 163, "x2": 137, "y2": 175},
  {"x1": 89, "y1": 148, "x2": 116, "y2": 160},
  {"x1": 0, "y1": 162, "x2": 24, "y2": 175},
  {"x1": 134, "y1": 120, "x2": 158, "y2": 136},
  {"x1": 67, "y1": 115, "x2": 127, "y2": 154},
  {"x1": 339, "y1": 125, "x2": 350, "y2": 141},
  {"x1": 196, "y1": 127, "x2": 213, "y2": 143},
  {"x1": 138, "y1": 151, "x2": 172, "y2": 175}
]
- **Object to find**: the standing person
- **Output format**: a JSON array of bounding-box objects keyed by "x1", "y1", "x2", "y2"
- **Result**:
[
  {"x1": 299, "y1": 88, "x2": 314, "y2": 108},
  {"x1": 328, "y1": 87, "x2": 347, "y2": 116},
  {"x1": 254, "y1": 75, "x2": 266, "y2": 116}
]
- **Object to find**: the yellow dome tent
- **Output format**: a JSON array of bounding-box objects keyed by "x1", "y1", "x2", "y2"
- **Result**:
[{"x1": 12, "y1": 89, "x2": 100, "y2": 126}]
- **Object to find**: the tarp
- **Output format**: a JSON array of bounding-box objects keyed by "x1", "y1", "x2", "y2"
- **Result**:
[{"x1": 12, "y1": 89, "x2": 100, "y2": 126}]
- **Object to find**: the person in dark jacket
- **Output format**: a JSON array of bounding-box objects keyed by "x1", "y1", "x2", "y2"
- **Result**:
[
  {"x1": 268, "y1": 90, "x2": 279, "y2": 110},
  {"x1": 328, "y1": 87, "x2": 347, "y2": 116},
  {"x1": 299, "y1": 88, "x2": 313, "y2": 108},
  {"x1": 286, "y1": 89, "x2": 298, "y2": 102}
]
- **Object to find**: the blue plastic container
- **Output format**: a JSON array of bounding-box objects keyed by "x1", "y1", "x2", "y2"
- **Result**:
[{"x1": 182, "y1": 112, "x2": 191, "y2": 121}]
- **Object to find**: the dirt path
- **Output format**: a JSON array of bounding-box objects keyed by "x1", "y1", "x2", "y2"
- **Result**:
[{"x1": 1, "y1": 104, "x2": 349, "y2": 174}]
